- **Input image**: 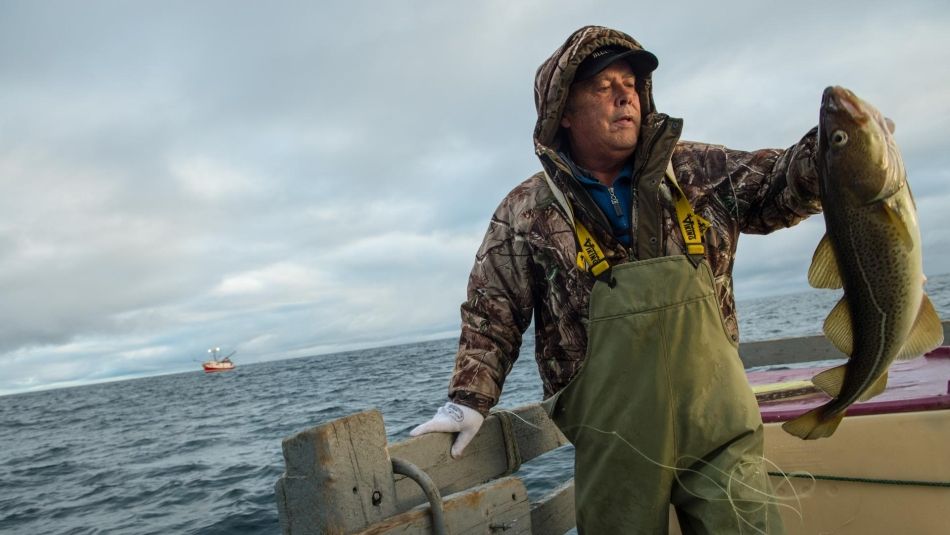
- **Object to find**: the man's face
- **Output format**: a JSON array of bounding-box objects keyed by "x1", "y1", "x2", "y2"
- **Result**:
[{"x1": 560, "y1": 60, "x2": 641, "y2": 165}]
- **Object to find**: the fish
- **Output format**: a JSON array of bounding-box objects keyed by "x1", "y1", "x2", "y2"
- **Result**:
[{"x1": 781, "y1": 86, "x2": 944, "y2": 440}]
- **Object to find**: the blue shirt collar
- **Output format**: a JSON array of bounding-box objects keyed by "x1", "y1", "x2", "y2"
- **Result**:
[{"x1": 559, "y1": 151, "x2": 633, "y2": 187}]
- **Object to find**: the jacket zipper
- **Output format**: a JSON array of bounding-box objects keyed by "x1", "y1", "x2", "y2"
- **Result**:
[{"x1": 607, "y1": 187, "x2": 623, "y2": 217}]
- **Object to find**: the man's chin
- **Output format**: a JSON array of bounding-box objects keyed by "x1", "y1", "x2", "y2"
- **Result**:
[{"x1": 608, "y1": 138, "x2": 639, "y2": 153}]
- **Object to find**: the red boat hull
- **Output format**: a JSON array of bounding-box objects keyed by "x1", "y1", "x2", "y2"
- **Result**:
[{"x1": 202, "y1": 362, "x2": 235, "y2": 373}]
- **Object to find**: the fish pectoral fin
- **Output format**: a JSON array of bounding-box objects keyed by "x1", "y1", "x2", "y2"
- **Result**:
[
  {"x1": 812, "y1": 364, "x2": 848, "y2": 397},
  {"x1": 881, "y1": 197, "x2": 915, "y2": 250},
  {"x1": 808, "y1": 234, "x2": 843, "y2": 289},
  {"x1": 823, "y1": 297, "x2": 854, "y2": 356},
  {"x1": 858, "y1": 371, "x2": 888, "y2": 402},
  {"x1": 897, "y1": 293, "x2": 945, "y2": 360},
  {"x1": 782, "y1": 407, "x2": 844, "y2": 440}
]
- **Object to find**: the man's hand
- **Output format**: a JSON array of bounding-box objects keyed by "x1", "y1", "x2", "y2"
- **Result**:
[{"x1": 410, "y1": 402, "x2": 485, "y2": 459}]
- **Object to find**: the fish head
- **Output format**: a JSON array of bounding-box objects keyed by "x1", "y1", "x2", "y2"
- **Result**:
[{"x1": 819, "y1": 86, "x2": 904, "y2": 204}]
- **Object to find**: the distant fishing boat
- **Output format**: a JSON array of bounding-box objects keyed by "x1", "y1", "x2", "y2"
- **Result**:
[{"x1": 202, "y1": 347, "x2": 235, "y2": 373}]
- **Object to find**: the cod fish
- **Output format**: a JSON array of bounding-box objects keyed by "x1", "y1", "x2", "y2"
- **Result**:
[{"x1": 782, "y1": 86, "x2": 944, "y2": 440}]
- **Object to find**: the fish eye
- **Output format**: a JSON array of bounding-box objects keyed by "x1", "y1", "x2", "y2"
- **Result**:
[{"x1": 831, "y1": 130, "x2": 849, "y2": 147}]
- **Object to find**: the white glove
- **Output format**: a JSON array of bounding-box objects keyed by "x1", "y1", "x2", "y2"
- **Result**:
[{"x1": 410, "y1": 402, "x2": 485, "y2": 459}]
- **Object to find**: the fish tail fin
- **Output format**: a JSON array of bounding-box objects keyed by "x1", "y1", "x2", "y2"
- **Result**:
[{"x1": 781, "y1": 408, "x2": 845, "y2": 440}]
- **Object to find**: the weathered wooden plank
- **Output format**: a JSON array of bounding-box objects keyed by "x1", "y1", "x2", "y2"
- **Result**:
[
  {"x1": 355, "y1": 477, "x2": 532, "y2": 535},
  {"x1": 389, "y1": 404, "x2": 568, "y2": 511},
  {"x1": 276, "y1": 409, "x2": 399, "y2": 535},
  {"x1": 739, "y1": 320, "x2": 950, "y2": 368},
  {"x1": 530, "y1": 479, "x2": 575, "y2": 535}
]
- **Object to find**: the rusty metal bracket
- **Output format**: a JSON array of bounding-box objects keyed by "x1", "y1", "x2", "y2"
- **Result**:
[{"x1": 391, "y1": 457, "x2": 447, "y2": 535}]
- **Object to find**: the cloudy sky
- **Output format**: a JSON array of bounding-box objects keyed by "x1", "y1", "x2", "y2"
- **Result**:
[{"x1": 2, "y1": 0, "x2": 948, "y2": 395}]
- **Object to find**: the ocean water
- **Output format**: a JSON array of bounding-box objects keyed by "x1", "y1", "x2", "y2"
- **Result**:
[{"x1": 2, "y1": 273, "x2": 949, "y2": 534}]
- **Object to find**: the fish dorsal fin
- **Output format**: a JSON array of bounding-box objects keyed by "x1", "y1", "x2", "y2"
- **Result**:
[
  {"x1": 896, "y1": 293, "x2": 945, "y2": 360},
  {"x1": 880, "y1": 196, "x2": 915, "y2": 249},
  {"x1": 808, "y1": 234, "x2": 843, "y2": 289},
  {"x1": 812, "y1": 364, "x2": 847, "y2": 397},
  {"x1": 859, "y1": 371, "x2": 889, "y2": 402},
  {"x1": 823, "y1": 296, "x2": 854, "y2": 356}
]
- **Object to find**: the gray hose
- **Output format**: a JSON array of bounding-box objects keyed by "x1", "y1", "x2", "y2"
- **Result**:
[{"x1": 391, "y1": 457, "x2": 448, "y2": 535}]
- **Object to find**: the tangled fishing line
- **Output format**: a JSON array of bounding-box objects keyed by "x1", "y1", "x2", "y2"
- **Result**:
[{"x1": 492, "y1": 409, "x2": 815, "y2": 535}]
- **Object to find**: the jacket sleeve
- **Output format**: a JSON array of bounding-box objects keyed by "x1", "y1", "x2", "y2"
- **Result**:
[
  {"x1": 448, "y1": 193, "x2": 536, "y2": 416},
  {"x1": 718, "y1": 126, "x2": 822, "y2": 234}
]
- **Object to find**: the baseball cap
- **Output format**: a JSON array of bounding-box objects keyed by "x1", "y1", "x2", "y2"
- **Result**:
[{"x1": 575, "y1": 45, "x2": 658, "y2": 81}]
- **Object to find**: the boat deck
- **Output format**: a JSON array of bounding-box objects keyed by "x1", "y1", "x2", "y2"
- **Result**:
[
  {"x1": 750, "y1": 346, "x2": 950, "y2": 421},
  {"x1": 274, "y1": 325, "x2": 950, "y2": 534}
]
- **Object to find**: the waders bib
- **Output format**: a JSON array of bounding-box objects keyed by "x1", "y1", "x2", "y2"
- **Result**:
[{"x1": 542, "y1": 168, "x2": 783, "y2": 534}]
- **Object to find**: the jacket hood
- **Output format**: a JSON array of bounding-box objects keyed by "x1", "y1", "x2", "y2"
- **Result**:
[{"x1": 533, "y1": 26, "x2": 658, "y2": 154}]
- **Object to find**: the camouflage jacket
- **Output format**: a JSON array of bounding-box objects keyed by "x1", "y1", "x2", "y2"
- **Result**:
[{"x1": 449, "y1": 26, "x2": 822, "y2": 415}]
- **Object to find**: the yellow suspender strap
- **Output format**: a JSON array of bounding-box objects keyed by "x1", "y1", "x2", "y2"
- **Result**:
[
  {"x1": 543, "y1": 171, "x2": 612, "y2": 277},
  {"x1": 665, "y1": 162, "x2": 711, "y2": 256},
  {"x1": 544, "y1": 162, "x2": 709, "y2": 276},
  {"x1": 574, "y1": 221, "x2": 611, "y2": 277}
]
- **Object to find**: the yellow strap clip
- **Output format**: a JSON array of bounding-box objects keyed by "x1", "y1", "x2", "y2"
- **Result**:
[
  {"x1": 666, "y1": 164, "x2": 711, "y2": 255},
  {"x1": 574, "y1": 221, "x2": 611, "y2": 277},
  {"x1": 543, "y1": 170, "x2": 612, "y2": 277}
]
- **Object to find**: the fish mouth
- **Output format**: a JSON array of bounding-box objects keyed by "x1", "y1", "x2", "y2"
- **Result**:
[{"x1": 822, "y1": 86, "x2": 867, "y2": 124}]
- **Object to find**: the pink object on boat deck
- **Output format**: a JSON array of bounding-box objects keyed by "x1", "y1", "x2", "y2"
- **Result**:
[{"x1": 748, "y1": 346, "x2": 950, "y2": 423}]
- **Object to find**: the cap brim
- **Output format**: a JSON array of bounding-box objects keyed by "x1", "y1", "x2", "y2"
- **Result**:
[{"x1": 618, "y1": 49, "x2": 659, "y2": 75}]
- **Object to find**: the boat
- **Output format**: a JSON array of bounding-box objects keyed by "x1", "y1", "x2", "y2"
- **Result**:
[
  {"x1": 202, "y1": 347, "x2": 235, "y2": 373},
  {"x1": 273, "y1": 322, "x2": 950, "y2": 534},
  {"x1": 749, "y1": 346, "x2": 949, "y2": 535}
]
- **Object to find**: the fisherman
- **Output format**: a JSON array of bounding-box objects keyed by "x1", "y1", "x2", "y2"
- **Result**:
[{"x1": 412, "y1": 25, "x2": 822, "y2": 533}]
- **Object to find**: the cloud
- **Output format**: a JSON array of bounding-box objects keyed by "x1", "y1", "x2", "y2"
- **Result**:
[
  {"x1": 171, "y1": 155, "x2": 265, "y2": 201},
  {"x1": 1, "y1": 0, "x2": 948, "y2": 395},
  {"x1": 733, "y1": 218, "x2": 826, "y2": 299}
]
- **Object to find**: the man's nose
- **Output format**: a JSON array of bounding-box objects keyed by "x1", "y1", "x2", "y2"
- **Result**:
[{"x1": 616, "y1": 86, "x2": 636, "y2": 107}]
